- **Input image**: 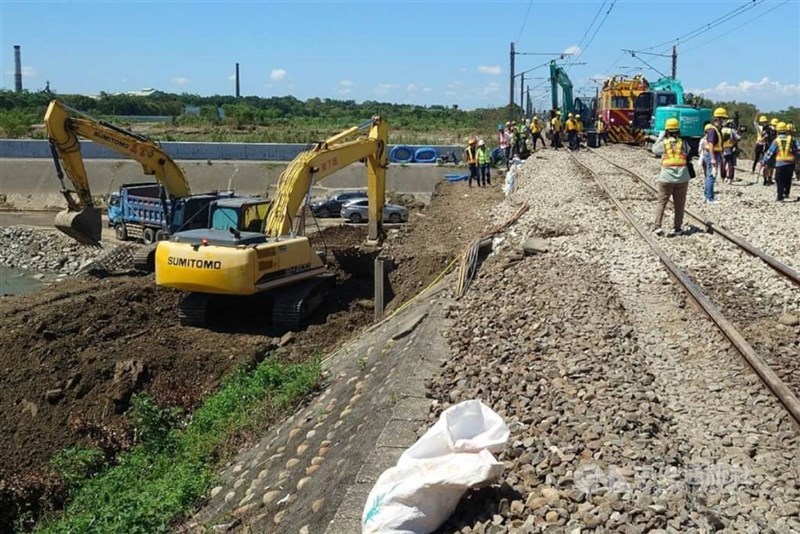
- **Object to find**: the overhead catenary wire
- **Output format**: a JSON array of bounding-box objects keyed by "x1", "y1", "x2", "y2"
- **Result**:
[
  {"x1": 640, "y1": 0, "x2": 765, "y2": 50},
  {"x1": 516, "y1": 0, "x2": 535, "y2": 44},
  {"x1": 682, "y1": 0, "x2": 790, "y2": 54}
]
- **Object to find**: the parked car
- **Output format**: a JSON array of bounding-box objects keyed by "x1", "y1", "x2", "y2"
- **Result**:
[
  {"x1": 340, "y1": 199, "x2": 408, "y2": 224},
  {"x1": 310, "y1": 190, "x2": 367, "y2": 217}
]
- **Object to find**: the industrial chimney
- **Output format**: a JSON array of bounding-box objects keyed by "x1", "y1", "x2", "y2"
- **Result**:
[
  {"x1": 14, "y1": 45, "x2": 22, "y2": 93},
  {"x1": 235, "y1": 63, "x2": 240, "y2": 98}
]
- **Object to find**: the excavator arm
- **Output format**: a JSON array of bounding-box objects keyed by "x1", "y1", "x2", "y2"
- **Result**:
[
  {"x1": 44, "y1": 99, "x2": 191, "y2": 244},
  {"x1": 550, "y1": 61, "x2": 574, "y2": 119},
  {"x1": 265, "y1": 117, "x2": 388, "y2": 242}
]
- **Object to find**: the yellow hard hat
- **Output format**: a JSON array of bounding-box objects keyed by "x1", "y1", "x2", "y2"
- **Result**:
[
  {"x1": 468, "y1": 136, "x2": 477, "y2": 144},
  {"x1": 665, "y1": 118, "x2": 680, "y2": 131},
  {"x1": 776, "y1": 122, "x2": 788, "y2": 133},
  {"x1": 713, "y1": 107, "x2": 728, "y2": 119},
  {"x1": 758, "y1": 115, "x2": 768, "y2": 124},
  {"x1": 770, "y1": 118, "x2": 779, "y2": 126},
  {"x1": 704, "y1": 124, "x2": 714, "y2": 131}
]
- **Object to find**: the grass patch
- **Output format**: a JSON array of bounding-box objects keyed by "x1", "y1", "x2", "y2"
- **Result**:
[{"x1": 38, "y1": 356, "x2": 321, "y2": 533}]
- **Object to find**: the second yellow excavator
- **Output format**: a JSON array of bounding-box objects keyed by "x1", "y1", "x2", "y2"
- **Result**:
[
  {"x1": 155, "y1": 117, "x2": 388, "y2": 329},
  {"x1": 43, "y1": 99, "x2": 191, "y2": 245}
]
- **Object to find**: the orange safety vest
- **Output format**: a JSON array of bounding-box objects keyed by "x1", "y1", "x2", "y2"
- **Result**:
[
  {"x1": 776, "y1": 135, "x2": 795, "y2": 163},
  {"x1": 710, "y1": 125, "x2": 723, "y2": 152},
  {"x1": 465, "y1": 145, "x2": 477, "y2": 164},
  {"x1": 662, "y1": 138, "x2": 686, "y2": 167}
]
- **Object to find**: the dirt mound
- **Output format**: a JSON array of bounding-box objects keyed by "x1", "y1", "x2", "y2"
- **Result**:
[{"x1": 0, "y1": 177, "x2": 504, "y2": 529}]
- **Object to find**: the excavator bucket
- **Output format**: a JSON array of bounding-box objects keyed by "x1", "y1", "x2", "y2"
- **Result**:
[{"x1": 54, "y1": 207, "x2": 102, "y2": 245}]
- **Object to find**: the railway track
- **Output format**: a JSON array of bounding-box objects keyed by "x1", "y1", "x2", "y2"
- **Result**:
[{"x1": 569, "y1": 150, "x2": 800, "y2": 428}]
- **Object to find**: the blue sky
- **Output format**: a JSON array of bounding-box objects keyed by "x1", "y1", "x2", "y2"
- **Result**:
[{"x1": 1, "y1": 0, "x2": 798, "y2": 111}]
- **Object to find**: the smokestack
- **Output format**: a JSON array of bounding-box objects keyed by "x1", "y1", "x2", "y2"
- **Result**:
[
  {"x1": 14, "y1": 45, "x2": 22, "y2": 93},
  {"x1": 235, "y1": 63, "x2": 240, "y2": 98}
]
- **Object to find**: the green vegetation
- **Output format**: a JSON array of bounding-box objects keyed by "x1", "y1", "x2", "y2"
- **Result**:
[
  {"x1": 0, "y1": 90, "x2": 506, "y2": 145},
  {"x1": 39, "y1": 356, "x2": 321, "y2": 534}
]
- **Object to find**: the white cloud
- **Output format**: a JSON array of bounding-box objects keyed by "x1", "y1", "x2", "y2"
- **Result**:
[
  {"x1": 270, "y1": 69, "x2": 288, "y2": 81},
  {"x1": 339, "y1": 80, "x2": 353, "y2": 87},
  {"x1": 562, "y1": 45, "x2": 582, "y2": 56},
  {"x1": 423, "y1": 87, "x2": 432, "y2": 93},
  {"x1": 338, "y1": 88, "x2": 352, "y2": 95},
  {"x1": 171, "y1": 76, "x2": 190, "y2": 86},
  {"x1": 374, "y1": 83, "x2": 396, "y2": 95},
  {"x1": 481, "y1": 82, "x2": 500, "y2": 96},
  {"x1": 445, "y1": 90, "x2": 457, "y2": 97},
  {"x1": 477, "y1": 65, "x2": 502, "y2": 75},
  {"x1": 406, "y1": 83, "x2": 418, "y2": 93},
  {"x1": 7, "y1": 65, "x2": 37, "y2": 78},
  {"x1": 689, "y1": 77, "x2": 800, "y2": 101},
  {"x1": 228, "y1": 73, "x2": 236, "y2": 81}
]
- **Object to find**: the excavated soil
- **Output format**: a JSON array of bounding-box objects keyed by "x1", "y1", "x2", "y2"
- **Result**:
[{"x1": 0, "y1": 175, "x2": 502, "y2": 529}]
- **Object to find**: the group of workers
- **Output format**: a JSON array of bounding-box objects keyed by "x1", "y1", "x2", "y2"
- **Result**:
[{"x1": 652, "y1": 107, "x2": 798, "y2": 237}]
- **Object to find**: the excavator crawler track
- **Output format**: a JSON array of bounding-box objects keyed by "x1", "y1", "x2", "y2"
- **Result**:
[
  {"x1": 132, "y1": 245, "x2": 156, "y2": 272},
  {"x1": 179, "y1": 292, "x2": 210, "y2": 327},
  {"x1": 272, "y1": 274, "x2": 336, "y2": 333}
]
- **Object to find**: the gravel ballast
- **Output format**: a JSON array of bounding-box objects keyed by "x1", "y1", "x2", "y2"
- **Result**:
[{"x1": 427, "y1": 148, "x2": 800, "y2": 533}]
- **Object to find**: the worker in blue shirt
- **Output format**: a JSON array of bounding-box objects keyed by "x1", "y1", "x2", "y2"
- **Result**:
[{"x1": 760, "y1": 121, "x2": 798, "y2": 202}]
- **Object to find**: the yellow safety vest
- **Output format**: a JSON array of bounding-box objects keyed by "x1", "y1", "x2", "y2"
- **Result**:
[
  {"x1": 776, "y1": 135, "x2": 795, "y2": 163},
  {"x1": 710, "y1": 125, "x2": 723, "y2": 153},
  {"x1": 722, "y1": 127, "x2": 736, "y2": 149},
  {"x1": 662, "y1": 138, "x2": 686, "y2": 167},
  {"x1": 565, "y1": 119, "x2": 577, "y2": 132},
  {"x1": 596, "y1": 120, "x2": 606, "y2": 132},
  {"x1": 532, "y1": 120, "x2": 542, "y2": 133},
  {"x1": 576, "y1": 120, "x2": 584, "y2": 132},
  {"x1": 551, "y1": 118, "x2": 562, "y2": 132},
  {"x1": 757, "y1": 125, "x2": 768, "y2": 144}
]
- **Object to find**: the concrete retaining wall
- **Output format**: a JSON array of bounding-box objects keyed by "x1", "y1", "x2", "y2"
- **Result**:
[
  {"x1": 0, "y1": 140, "x2": 461, "y2": 162},
  {"x1": 0, "y1": 158, "x2": 458, "y2": 210}
]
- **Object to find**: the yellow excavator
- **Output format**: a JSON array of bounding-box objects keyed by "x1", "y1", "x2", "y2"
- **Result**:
[
  {"x1": 155, "y1": 117, "x2": 388, "y2": 329},
  {"x1": 44, "y1": 99, "x2": 192, "y2": 245}
]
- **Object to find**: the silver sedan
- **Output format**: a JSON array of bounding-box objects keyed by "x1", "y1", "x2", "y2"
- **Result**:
[{"x1": 340, "y1": 199, "x2": 408, "y2": 224}]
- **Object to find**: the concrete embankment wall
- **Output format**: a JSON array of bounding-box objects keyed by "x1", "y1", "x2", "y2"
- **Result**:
[
  {"x1": 0, "y1": 158, "x2": 457, "y2": 210},
  {"x1": 0, "y1": 140, "x2": 460, "y2": 161}
]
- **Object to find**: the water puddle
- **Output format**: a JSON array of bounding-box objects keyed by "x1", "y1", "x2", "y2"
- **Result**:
[{"x1": 0, "y1": 267, "x2": 45, "y2": 296}]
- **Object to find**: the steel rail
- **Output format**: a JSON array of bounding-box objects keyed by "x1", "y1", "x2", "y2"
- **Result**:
[
  {"x1": 586, "y1": 147, "x2": 800, "y2": 288},
  {"x1": 569, "y1": 153, "x2": 800, "y2": 427}
]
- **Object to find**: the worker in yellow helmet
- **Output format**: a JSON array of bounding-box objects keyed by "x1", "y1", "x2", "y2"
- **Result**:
[
  {"x1": 595, "y1": 113, "x2": 607, "y2": 146},
  {"x1": 651, "y1": 117, "x2": 692, "y2": 236},
  {"x1": 702, "y1": 108, "x2": 728, "y2": 204},
  {"x1": 550, "y1": 109, "x2": 563, "y2": 149},
  {"x1": 760, "y1": 121, "x2": 798, "y2": 201},
  {"x1": 721, "y1": 119, "x2": 740, "y2": 184},
  {"x1": 530, "y1": 116, "x2": 544, "y2": 151},
  {"x1": 752, "y1": 114, "x2": 769, "y2": 175},
  {"x1": 761, "y1": 118, "x2": 781, "y2": 184},
  {"x1": 565, "y1": 112, "x2": 579, "y2": 151}
]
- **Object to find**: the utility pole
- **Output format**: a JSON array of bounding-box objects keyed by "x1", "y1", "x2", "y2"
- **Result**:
[
  {"x1": 671, "y1": 45, "x2": 677, "y2": 79},
  {"x1": 509, "y1": 42, "x2": 515, "y2": 122},
  {"x1": 526, "y1": 86, "x2": 532, "y2": 116},
  {"x1": 520, "y1": 72, "x2": 525, "y2": 117}
]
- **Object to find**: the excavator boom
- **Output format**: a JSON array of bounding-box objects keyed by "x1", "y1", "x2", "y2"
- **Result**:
[
  {"x1": 44, "y1": 99, "x2": 191, "y2": 244},
  {"x1": 266, "y1": 117, "x2": 388, "y2": 241}
]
